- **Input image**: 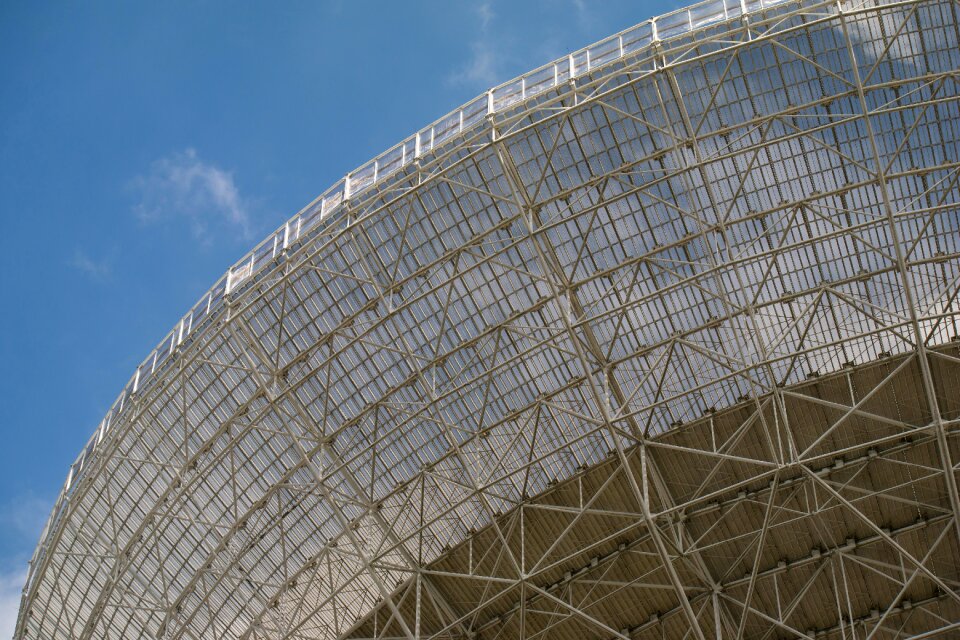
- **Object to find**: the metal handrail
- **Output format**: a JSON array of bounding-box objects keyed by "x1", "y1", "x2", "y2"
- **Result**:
[{"x1": 22, "y1": 0, "x2": 794, "y2": 601}]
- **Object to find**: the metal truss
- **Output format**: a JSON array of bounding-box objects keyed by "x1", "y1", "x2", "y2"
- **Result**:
[{"x1": 16, "y1": 0, "x2": 960, "y2": 638}]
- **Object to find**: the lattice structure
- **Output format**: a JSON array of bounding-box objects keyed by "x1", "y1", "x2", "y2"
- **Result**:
[{"x1": 17, "y1": 0, "x2": 960, "y2": 638}]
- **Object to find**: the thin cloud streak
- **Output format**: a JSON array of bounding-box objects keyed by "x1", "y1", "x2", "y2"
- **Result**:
[
  {"x1": 0, "y1": 494, "x2": 51, "y2": 639},
  {"x1": 0, "y1": 495, "x2": 51, "y2": 542},
  {"x1": 447, "y1": 3, "x2": 501, "y2": 88},
  {"x1": 452, "y1": 41, "x2": 499, "y2": 87},
  {"x1": 69, "y1": 249, "x2": 111, "y2": 281},
  {"x1": 130, "y1": 148, "x2": 253, "y2": 243},
  {"x1": 477, "y1": 2, "x2": 494, "y2": 28},
  {"x1": 571, "y1": 0, "x2": 594, "y2": 29},
  {"x1": 0, "y1": 566, "x2": 26, "y2": 640}
]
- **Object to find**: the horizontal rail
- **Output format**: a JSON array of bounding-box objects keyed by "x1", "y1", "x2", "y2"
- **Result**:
[{"x1": 21, "y1": 0, "x2": 801, "y2": 602}]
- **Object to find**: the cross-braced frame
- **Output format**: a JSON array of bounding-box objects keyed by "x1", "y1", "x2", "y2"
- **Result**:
[{"x1": 17, "y1": 0, "x2": 960, "y2": 638}]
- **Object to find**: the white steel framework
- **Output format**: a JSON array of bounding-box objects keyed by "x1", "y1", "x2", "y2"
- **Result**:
[{"x1": 16, "y1": 0, "x2": 960, "y2": 638}]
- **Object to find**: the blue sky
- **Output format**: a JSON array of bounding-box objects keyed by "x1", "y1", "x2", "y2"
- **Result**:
[{"x1": 0, "y1": 0, "x2": 676, "y2": 634}]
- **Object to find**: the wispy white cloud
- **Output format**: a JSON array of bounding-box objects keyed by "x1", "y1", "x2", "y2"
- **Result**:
[
  {"x1": 451, "y1": 41, "x2": 499, "y2": 87},
  {"x1": 0, "y1": 494, "x2": 50, "y2": 639},
  {"x1": 69, "y1": 249, "x2": 111, "y2": 281},
  {"x1": 571, "y1": 0, "x2": 593, "y2": 29},
  {"x1": 477, "y1": 2, "x2": 494, "y2": 29},
  {"x1": 0, "y1": 566, "x2": 26, "y2": 639},
  {"x1": 130, "y1": 148, "x2": 253, "y2": 243},
  {"x1": 0, "y1": 496, "x2": 50, "y2": 543},
  {"x1": 447, "y1": 3, "x2": 501, "y2": 88}
]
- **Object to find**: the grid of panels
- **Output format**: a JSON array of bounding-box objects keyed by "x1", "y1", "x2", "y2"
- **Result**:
[{"x1": 17, "y1": 0, "x2": 960, "y2": 638}]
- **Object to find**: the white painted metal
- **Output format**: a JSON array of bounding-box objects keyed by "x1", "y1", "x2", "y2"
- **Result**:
[{"x1": 16, "y1": 0, "x2": 960, "y2": 638}]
